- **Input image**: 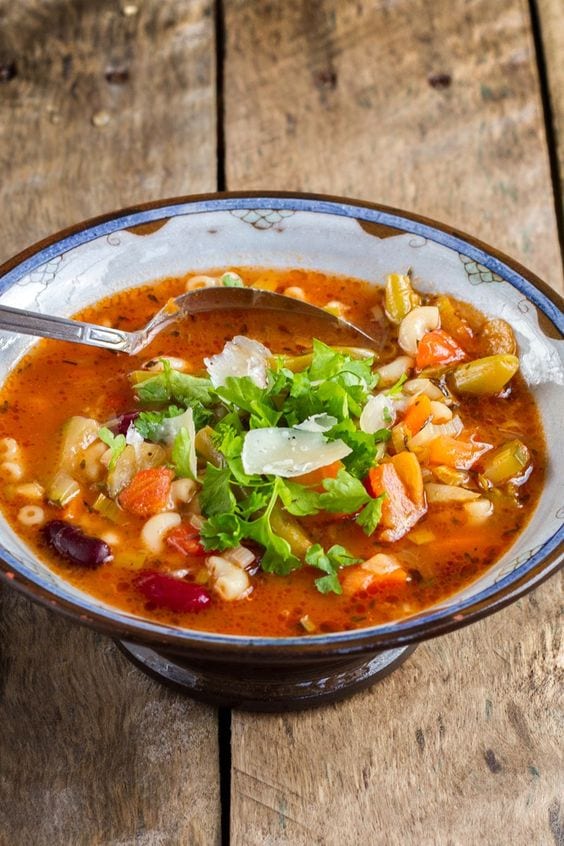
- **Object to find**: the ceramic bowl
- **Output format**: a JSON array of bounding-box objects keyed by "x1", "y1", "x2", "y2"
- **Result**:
[{"x1": 0, "y1": 192, "x2": 562, "y2": 710}]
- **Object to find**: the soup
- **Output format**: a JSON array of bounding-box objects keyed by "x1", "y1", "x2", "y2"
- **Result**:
[{"x1": 0, "y1": 268, "x2": 545, "y2": 636}]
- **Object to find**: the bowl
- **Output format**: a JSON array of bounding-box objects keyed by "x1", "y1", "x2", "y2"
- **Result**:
[{"x1": 0, "y1": 192, "x2": 562, "y2": 711}]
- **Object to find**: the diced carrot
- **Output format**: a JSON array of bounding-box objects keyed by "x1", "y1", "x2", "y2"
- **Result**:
[
  {"x1": 427, "y1": 436, "x2": 491, "y2": 470},
  {"x1": 366, "y1": 463, "x2": 426, "y2": 542},
  {"x1": 294, "y1": 460, "x2": 344, "y2": 490},
  {"x1": 390, "y1": 452, "x2": 425, "y2": 507},
  {"x1": 415, "y1": 329, "x2": 466, "y2": 370},
  {"x1": 119, "y1": 467, "x2": 174, "y2": 517},
  {"x1": 166, "y1": 524, "x2": 207, "y2": 557},
  {"x1": 341, "y1": 553, "x2": 408, "y2": 596},
  {"x1": 403, "y1": 395, "x2": 432, "y2": 436}
]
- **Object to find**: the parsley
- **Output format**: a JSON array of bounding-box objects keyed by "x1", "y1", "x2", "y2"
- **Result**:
[
  {"x1": 318, "y1": 469, "x2": 371, "y2": 514},
  {"x1": 134, "y1": 406, "x2": 184, "y2": 440},
  {"x1": 135, "y1": 360, "x2": 213, "y2": 406},
  {"x1": 278, "y1": 480, "x2": 320, "y2": 516},
  {"x1": 355, "y1": 494, "x2": 385, "y2": 535},
  {"x1": 200, "y1": 464, "x2": 237, "y2": 516},
  {"x1": 215, "y1": 376, "x2": 280, "y2": 427},
  {"x1": 305, "y1": 544, "x2": 361, "y2": 594},
  {"x1": 98, "y1": 427, "x2": 126, "y2": 471}
]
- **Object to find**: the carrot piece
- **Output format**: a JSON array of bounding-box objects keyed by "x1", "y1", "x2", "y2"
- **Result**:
[
  {"x1": 415, "y1": 329, "x2": 466, "y2": 370},
  {"x1": 366, "y1": 463, "x2": 426, "y2": 542},
  {"x1": 294, "y1": 460, "x2": 344, "y2": 490},
  {"x1": 403, "y1": 395, "x2": 432, "y2": 436},
  {"x1": 390, "y1": 452, "x2": 425, "y2": 507},
  {"x1": 119, "y1": 467, "x2": 174, "y2": 517},
  {"x1": 428, "y1": 436, "x2": 491, "y2": 470},
  {"x1": 341, "y1": 554, "x2": 408, "y2": 596}
]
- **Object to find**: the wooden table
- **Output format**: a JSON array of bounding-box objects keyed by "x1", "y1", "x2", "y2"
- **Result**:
[{"x1": 0, "y1": 2, "x2": 562, "y2": 844}]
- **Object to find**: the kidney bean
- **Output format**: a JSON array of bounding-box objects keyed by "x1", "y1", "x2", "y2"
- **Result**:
[
  {"x1": 134, "y1": 571, "x2": 211, "y2": 613},
  {"x1": 113, "y1": 412, "x2": 139, "y2": 436},
  {"x1": 43, "y1": 520, "x2": 112, "y2": 568}
]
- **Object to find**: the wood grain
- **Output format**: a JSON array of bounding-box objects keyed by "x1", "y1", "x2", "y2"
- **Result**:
[
  {"x1": 537, "y1": 0, "x2": 564, "y2": 222},
  {"x1": 0, "y1": 0, "x2": 216, "y2": 264},
  {"x1": 224, "y1": 1, "x2": 564, "y2": 843},
  {"x1": 0, "y1": 2, "x2": 220, "y2": 845},
  {"x1": 224, "y1": 0, "x2": 562, "y2": 291}
]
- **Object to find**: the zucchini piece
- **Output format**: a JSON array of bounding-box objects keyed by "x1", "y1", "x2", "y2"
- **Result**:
[
  {"x1": 58, "y1": 416, "x2": 99, "y2": 473},
  {"x1": 384, "y1": 273, "x2": 420, "y2": 325},
  {"x1": 47, "y1": 470, "x2": 81, "y2": 507}
]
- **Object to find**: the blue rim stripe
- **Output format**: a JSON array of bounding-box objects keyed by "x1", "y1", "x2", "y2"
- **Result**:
[{"x1": 0, "y1": 194, "x2": 562, "y2": 648}]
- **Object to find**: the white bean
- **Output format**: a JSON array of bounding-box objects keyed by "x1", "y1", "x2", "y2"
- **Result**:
[
  {"x1": 282, "y1": 286, "x2": 306, "y2": 301},
  {"x1": 170, "y1": 478, "x2": 197, "y2": 508},
  {"x1": 0, "y1": 461, "x2": 24, "y2": 481},
  {"x1": 186, "y1": 275, "x2": 219, "y2": 291},
  {"x1": 376, "y1": 356, "x2": 414, "y2": 387},
  {"x1": 141, "y1": 512, "x2": 181, "y2": 554},
  {"x1": 429, "y1": 401, "x2": 453, "y2": 423},
  {"x1": 464, "y1": 498, "x2": 494, "y2": 523},
  {"x1": 0, "y1": 437, "x2": 19, "y2": 461},
  {"x1": 17, "y1": 505, "x2": 45, "y2": 526},
  {"x1": 82, "y1": 441, "x2": 108, "y2": 482},
  {"x1": 403, "y1": 378, "x2": 445, "y2": 401},
  {"x1": 206, "y1": 555, "x2": 251, "y2": 600}
]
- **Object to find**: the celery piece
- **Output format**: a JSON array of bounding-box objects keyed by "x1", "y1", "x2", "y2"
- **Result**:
[
  {"x1": 384, "y1": 273, "x2": 420, "y2": 324},
  {"x1": 47, "y1": 470, "x2": 81, "y2": 507},
  {"x1": 451, "y1": 355, "x2": 519, "y2": 395},
  {"x1": 270, "y1": 504, "x2": 312, "y2": 558},
  {"x1": 480, "y1": 440, "x2": 530, "y2": 485},
  {"x1": 93, "y1": 493, "x2": 125, "y2": 524}
]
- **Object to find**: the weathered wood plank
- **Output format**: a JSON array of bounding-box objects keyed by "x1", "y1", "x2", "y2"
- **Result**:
[
  {"x1": 224, "y1": 1, "x2": 563, "y2": 843},
  {"x1": 0, "y1": 0, "x2": 216, "y2": 263},
  {"x1": 224, "y1": 0, "x2": 562, "y2": 291},
  {"x1": 537, "y1": 0, "x2": 564, "y2": 221},
  {"x1": 0, "y1": 2, "x2": 220, "y2": 844}
]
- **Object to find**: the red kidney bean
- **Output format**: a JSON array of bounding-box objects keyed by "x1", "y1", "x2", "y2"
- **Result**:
[
  {"x1": 134, "y1": 571, "x2": 211, "y2": 613},
  {"x1": 112, "y1": 412, "x2": 139, "y2": 435},
  {"x1": 43, "y1": 520, "x2": 112, "y2": 568}
]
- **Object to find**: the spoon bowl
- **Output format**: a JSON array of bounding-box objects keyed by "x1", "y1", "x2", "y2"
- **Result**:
[{"x1": 0, "y1": 287, "x2": 376, "y2": 354}]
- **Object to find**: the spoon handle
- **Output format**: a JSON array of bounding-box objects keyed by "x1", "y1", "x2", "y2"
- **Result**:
[{"x1": 0, "y1": 304, "x2": 132, "y2": 351}]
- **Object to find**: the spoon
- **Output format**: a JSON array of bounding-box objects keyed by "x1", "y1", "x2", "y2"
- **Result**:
[{"x1": 0, "y1": 287, "x2": 376, "y2": 354}]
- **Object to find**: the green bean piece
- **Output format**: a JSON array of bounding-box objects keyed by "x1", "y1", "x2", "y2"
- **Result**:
[
  {"x1": 384, "y1": 273, "x2": 420, "y2": 324},
  {"x1": 270, "y1": 503, "x2": 312, "y2": 558},
  {"x1": 451, "y1": 354, "x2": 519, "y2": 395},
  {"x1": 480, "y1": 440, "x2": 530, "y2": 485}
]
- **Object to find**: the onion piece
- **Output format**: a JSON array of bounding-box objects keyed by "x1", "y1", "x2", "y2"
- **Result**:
[
  {"x1": 241, "y1": 427, "x2": 351, "y2": 477},
  {"x1": 425, "y1": 483, "x2": 480, "y2": 503},
  {"x1": 359, "y1": 393, "x2": 396, "y2": 433},
  {"x1": 407, "y1": 416, "x2": 463, "y2": 451},
  {"x1": 204, "y1": 336, "x2": 271, "y2": 388}
]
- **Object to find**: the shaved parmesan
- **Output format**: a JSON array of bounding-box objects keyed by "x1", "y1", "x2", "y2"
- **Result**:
[
  {"x1": 204, "y1": 336, "x2": 271, "y2": 388},
  {"x1": 294, "y1": 414, "x2": 337, "y2": 433},
  {"x1": 242, "y1": 427, "x2": 351, "y2": 477}
]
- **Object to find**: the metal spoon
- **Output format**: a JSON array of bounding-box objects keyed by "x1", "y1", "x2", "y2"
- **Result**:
[{"x1": 0, "y1": 287, "x2": 376, "y2": 354}]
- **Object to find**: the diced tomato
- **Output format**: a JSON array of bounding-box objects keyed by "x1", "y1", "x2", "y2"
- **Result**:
[
  {"x1": 366, "y1": 462, "x2": 426, "y2": 542},
  {"x1": 134, "y1": 571, "x2": 211, "y2": 613},
  {"x1": 403, "y1": 394, "x2": 432, "y2": 436},
  {"x1": 427, "y1": 436, "x2": 492, "y2": 470},
  {"x1": 415, "y1": 329, "x2": 466, "y2": 370},
  {"x1": 118, "y1": 467, "x2": 174, "y2": 517},
  {"x1": 294, "y1": 460, "x2": 344, "y2": 491},
  {"x1": 166, "y1": 524, "x2": 207, "y2": 557}
]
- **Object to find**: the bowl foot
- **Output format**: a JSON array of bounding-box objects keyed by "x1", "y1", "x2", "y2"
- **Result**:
[{"x1": 116, "y1": 641, "x2": 417, "y2": 711}]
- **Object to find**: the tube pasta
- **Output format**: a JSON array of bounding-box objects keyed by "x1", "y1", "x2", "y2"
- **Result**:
[{"x1": 186, "y1": 275, "x2": 219, "y2": 291}]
